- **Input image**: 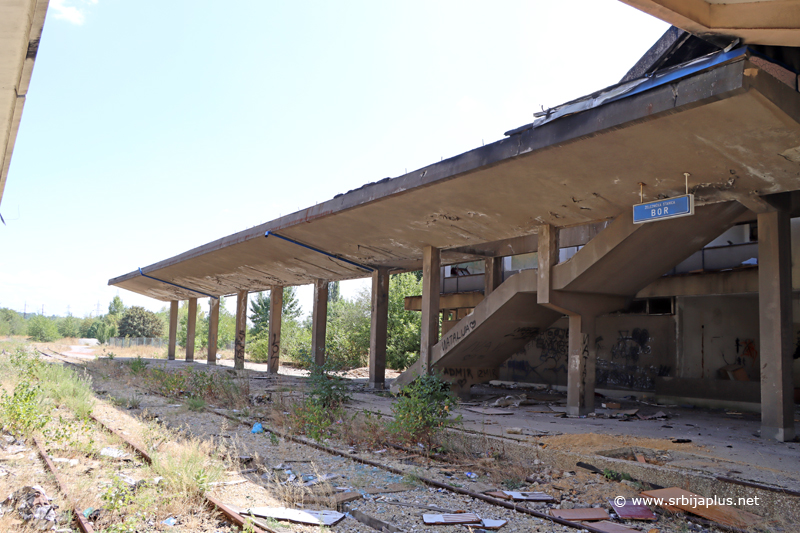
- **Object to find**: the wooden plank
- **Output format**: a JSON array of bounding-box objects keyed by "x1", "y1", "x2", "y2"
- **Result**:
[
  {"x1": 608, "y1": 498, "x2": 657, "y2": 521},
  {"x1": 423, "y1": 513, "x2": 482, "y2": 525},
  {"x1": 640, "y1": 488, "x2": 762, "y2": 529},
  {"x1": 363, "y1": 483, "x2": 416, "y2": 494},
  {"x1": 464, "y1": 407, "x2": 515, "y2": 415},
  {"x1": 349, "y1": 509, "x2": 403, "y2": 532},
  {"x1": 549, "y1": 508, "x2": 610, "y2": 521}
]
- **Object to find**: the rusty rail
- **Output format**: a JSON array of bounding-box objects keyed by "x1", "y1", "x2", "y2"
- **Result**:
[{"x1": 32, "y1": 436, "x2": 95, "y2": 533}]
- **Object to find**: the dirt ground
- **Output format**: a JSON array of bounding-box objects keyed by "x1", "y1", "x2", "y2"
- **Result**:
[{"x1": 6, "y1": 340, "x2": 795, "y2": 532}]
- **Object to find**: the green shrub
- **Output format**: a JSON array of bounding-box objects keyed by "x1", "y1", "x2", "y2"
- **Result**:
[
  {"x1": 390, "y1": 372, "x2": 460, "y2": 446},
  {"x1": 118, "y1": 306, "x2": 164, "y2": 338},
  {"x1": 27, "y1": 315, "x2": 61, "y2": 342}
]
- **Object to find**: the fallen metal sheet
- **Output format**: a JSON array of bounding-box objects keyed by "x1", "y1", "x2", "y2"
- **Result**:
[
  {"x1": 463, "y1": 407, "x2": 515, "y2": 416},
  {"x1": 423, "y1": 513, "x2": 482, "y2": 525},
  {"x1": 608, "y1": 498, "x2": 657, "y2": 521},
  {"x1": 480, "y1": 518, "x2": 507, "y2": 529},
  {"x1": 246, "y1": 507, "x2": 345, "y2": 526},
  {"x1": 486, "y1": 491, "x2": 554, "y2": 502},
  {"x1": 549, "y1": 508, "x2": 611, "y2": 521},
  {"x1": 589, "y1": 521, "x2": 640, "y2": 533},
  {"x1": 640, "y1": 488, "x2": 762, "y2": 529}
]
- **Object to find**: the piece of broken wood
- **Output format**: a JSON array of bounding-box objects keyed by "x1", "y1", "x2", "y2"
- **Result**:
[
  {"x1": 640, "y1": 488, "x2": 762, "y2": 529},
  {"x1": 348, "y1": 508, "x2": 403, "y2": 532},
  {"x1": 363, "y1": 483, "x2": 416, "y2": 495}
]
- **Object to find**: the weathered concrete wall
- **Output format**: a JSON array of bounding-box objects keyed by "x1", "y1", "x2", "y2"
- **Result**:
[
  {"x1": 677, "y1": 295, "x2": 760, "y2": 381},
  {"x1": 499, "y1": 314, "x2": 675, "y2": 392}
]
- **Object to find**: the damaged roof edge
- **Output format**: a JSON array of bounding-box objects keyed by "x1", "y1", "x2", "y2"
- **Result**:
[{"x1": 109, "y1": 48, "x2": 770, "y2": 289}]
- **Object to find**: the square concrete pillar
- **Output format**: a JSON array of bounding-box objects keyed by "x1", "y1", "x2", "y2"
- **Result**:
[
  {"x1": 484, "y1": 257, "x2": 503, "y2": 297},
  {"x1": 167, "y1": 300, "x2": 178, "y2": 361},
  {"x1": 311, "y1": 279, "x2": 329, "y2": 367},
  {"x1": 268, "y1": 286, "x2": 283, "y2": 374},
  {"x1": 207, "y1": 297, "x2": 219, "y2": 365},
  {"x1": 185, "y1": 298, "x2": 197, "y2": 362},
  {"x1": 567, "y1": 313, "x2": 596, "y2": 416},
  {"x1": 369, "y1": 268, "x2": 389, "y2": 389},
  {"x1": 758, "y1": 203, "x2": 795, "y2": 442},
  {"x1": 234, "y1": 290, "x2": 248, "y2": 370},
  {"x1": 537, "y1": 224, "x2": 558, "y2": 305},
  {"x1": 420, "y1": 246, "x2": 441, "y2": 374}
]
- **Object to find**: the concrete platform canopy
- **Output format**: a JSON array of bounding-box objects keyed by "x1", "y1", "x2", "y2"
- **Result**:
[
  {"x1": 0, "y1": 0, "x2": 48, "y2": 206},
  {"x1": 111, "y1": 43, "x2": 800, "y2": 440},
  {"x1": 111, "y1": 47, "x2": 800, "y2": 300}
]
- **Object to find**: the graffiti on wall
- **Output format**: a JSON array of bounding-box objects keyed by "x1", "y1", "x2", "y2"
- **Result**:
[
  {"x1": 596, "y1": 360, "x2": 671, "y2": 390},
  {"x1": 610, "y1": 328, "x2": 651, "y2": 362}
]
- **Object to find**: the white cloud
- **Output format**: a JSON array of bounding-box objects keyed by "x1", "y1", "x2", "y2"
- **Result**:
[{"x1": 50, "y1": 0, "x2": 96, "y2": 25}]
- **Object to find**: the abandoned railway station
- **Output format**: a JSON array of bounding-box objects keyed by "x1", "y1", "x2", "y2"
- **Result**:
[{"x1": 110, "y1": 1, "x2": 800, "y2": 444}]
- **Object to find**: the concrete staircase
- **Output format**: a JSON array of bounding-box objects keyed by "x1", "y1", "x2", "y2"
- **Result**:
[{"x1": 391, "y1": 201, "x2": 748, "y2": 395}]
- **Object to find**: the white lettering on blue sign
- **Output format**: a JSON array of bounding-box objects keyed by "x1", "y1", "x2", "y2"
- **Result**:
[{"x1": 633, "y1": 194, "x2": 694, "y2": 224}]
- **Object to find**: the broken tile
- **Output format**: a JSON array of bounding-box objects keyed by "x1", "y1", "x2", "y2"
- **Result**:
[
  {"x1": 608, "y1": 498, "x2": 657, "y2": 521},
  {"x1": 246, "y1": 507, "x2": 345, "y2": 526},
  {"x1": 640, "y1": 488, "x2": 761, "y2": 529},
  {"x1": 423, "y1": 513, "x2": 482, "y2": 525}
]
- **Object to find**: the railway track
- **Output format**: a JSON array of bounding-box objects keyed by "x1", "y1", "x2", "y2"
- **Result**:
[{"x1": 33, "y1": 348, "x2": 656, "y2": 533}]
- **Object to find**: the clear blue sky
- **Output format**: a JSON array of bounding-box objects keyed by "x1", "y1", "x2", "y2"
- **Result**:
[{"x1": 0, "y1": 0, "x2": 667, "y2": 318}]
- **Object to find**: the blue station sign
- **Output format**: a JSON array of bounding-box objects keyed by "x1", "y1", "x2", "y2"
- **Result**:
[{"x1": 633, "y1": 194, "x2": 694, "y2": 224}]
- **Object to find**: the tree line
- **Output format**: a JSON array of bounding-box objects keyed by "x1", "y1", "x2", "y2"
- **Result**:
[{"x1": 0, "y1": 272, "x2": 426, "y2": 370}]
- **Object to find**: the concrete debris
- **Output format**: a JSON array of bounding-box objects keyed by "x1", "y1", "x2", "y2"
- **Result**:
[
  {"x1": 347, "y1": 508, "x2": 404, "y2": 533},
  {"x1": 99, "y1": 447, "x2": 129, "y2": 459},
  {"x1": 50, "y1": 458, "x2": 79, "y2": 467},
  {"x1": 549, "y1": 507, "x2": 610, "y2": 521}
]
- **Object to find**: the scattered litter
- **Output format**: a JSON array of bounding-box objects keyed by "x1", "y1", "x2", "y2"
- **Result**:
[
  {"x1": 1, "y1": 485, "x2": 56, "y2": 526},
  {"x1": 348, "y1": 508, "x2": 403, "y2": 532},
  {"x1": 303, "y1": 473, "x2": 339, "y2": 487},
  {"x1": 549, "y1": 508, "x2": 610, "y2": 521},
  {"x1": 373, "y1": 449, "x2": 387, "y2": 454},
  {"x1": 251, "y1": 422, "x2": 264, "y2": 434},
  {"x1": 602, "y1": 402, "x2": 621, "y2": 409},
  {"x1": 479, "y1": 518, "x2": 507, "y2": 530},
  {"x1": 208, "y1": 479, "x2": 247, "y2": 487},
  {"x1": 464, "y1": 407, "x2": 514, "y2": 416},
  {"x1": 608, "y1": 498, "x2": 657, "y2": 521},
  {"x1": 641, "y1": 488, "x2": 762, "y2": 528},
  {"x1": 100, "y1": 447, "x2": 129, "y2": 459},
  {"x1": 245, "y1": 507, "x2": 345, "y2": 526},
  {"x1": 380, "y1": 499, "x2": 455, "y2": 513},
  {"x1": 423, "y1": 513, "x2": 481, "y2": 525},
  {"x1": 671, "y1": 439, "x2": 692, "y2": 443},
  {"x1": 465, "y1": 472, "x2": 478, "y2": 480},
  {"x1": 5, "y1": 445, "x2": 27, "y2": 454},
  {"x1": 162, "y1": 517, "x2": 177, "y2": 526}
]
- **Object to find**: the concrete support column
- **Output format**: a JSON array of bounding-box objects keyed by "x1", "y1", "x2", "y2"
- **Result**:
[
  {"x1": 369, "y1": 268, "x2": 390, "y2": 389},
  {"x1": 185, "y1": 298, "x2": 197, "y2": 362},
  {"x1": 420, "y1": 246, "x2": 441, "y2": 374},
  {"x1": 207, "y1": 298, "x2": 219, "y2": 365},
  {"x1": 537, "y1": 224, "x2": 558, "y2": 305},
  {"x1": 484, "y1": 257, "x2": 503, "y2": 297},
  {"x1": 567, "y1": 313, "x2": 596, "y2": 416},
  {"x1": 311, "y1": 279, "x2": 329, "y2": 367},
  {"x1": 758, "y1": 203, "x2": 795, "y2": 442},
  {"x1": 234, "y1": 290, "x2": 248, "y2": 370},
  {"x1": 167, "y1": 300, "x2": 178, "y2": 361},
  {"x1": 268, "y1": 286, "x2": 283, "y2": 374}
]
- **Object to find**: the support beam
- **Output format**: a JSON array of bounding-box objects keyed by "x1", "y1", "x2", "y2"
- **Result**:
[
  {"x1": 185, "y1": 298, "x2": 197, "y2": 362},
  {"x1": 420, "y1": 246, "x2": 441, "y2": 374},
  {"x1": 207, "y1": 298, "x2": 219, "y2": 365},
  {"x1": 536, "y1": 225, "x2": 558, "y2": 305},
  {"x1": 234, "y1": 290, "x2": 247, "y2": 370},
  {"x1": 758, "y1": 201, "x2": 795, "y2": 442},
  {"x1": 268, "y1": 286, "x2": 283, "y2": 374},
  {"x1": 567, "y1": 314, "x2": 596, "y2": 416},
  {"x1": 484, "y1": 257, "x2": 503, "y2": 297},
  {"x1": 369, "y1": 268, "x2": 389, "y2": 389},
  {"x1": 311, "y1": 279, "x2": 329, "y2": 367},
  {"x1": 167, "y1": 300, "x2": 178, "y2": 361}
]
